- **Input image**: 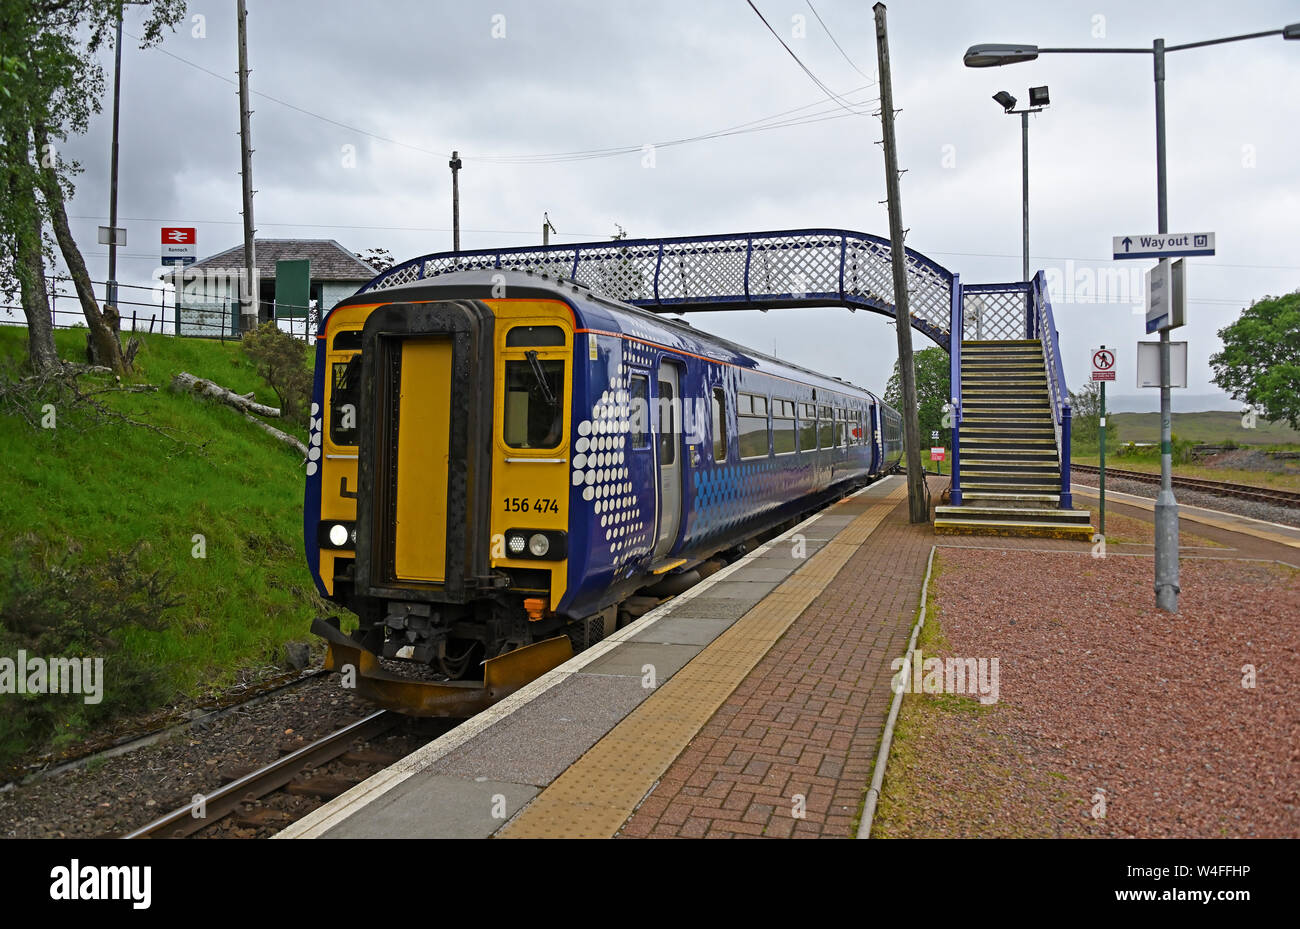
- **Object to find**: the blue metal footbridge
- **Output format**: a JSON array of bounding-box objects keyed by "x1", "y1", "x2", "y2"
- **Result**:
[{"x1": 359, "y1": 229, "x2": 1075, "y2": 513}]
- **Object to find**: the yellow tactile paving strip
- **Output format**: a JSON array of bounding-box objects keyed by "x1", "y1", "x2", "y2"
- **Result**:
[{"x1": 498, "y1": 482, "x2": 909, "y2": 838}]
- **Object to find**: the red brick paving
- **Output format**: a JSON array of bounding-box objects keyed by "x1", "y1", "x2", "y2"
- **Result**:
[{"x1": 618, "y1": 478, "x2": 943, "y2": 839}]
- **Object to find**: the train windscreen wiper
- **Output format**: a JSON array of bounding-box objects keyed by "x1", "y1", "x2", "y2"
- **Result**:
[{"x1": 524, "y1": 350, "x2": 558, "y2": 407}]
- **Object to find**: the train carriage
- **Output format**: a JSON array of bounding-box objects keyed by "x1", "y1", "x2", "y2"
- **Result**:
[{"x1": 305, "y1": 269, "x2": 901, "y2": 714}]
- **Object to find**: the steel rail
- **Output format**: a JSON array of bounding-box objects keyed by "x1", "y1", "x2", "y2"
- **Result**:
[
  {"x1": 121, "y1": 710, "x2": 395, "y2": 839},
  {"x1": 1072, "y1": 464, "x2": 1300, "y2": 508}
]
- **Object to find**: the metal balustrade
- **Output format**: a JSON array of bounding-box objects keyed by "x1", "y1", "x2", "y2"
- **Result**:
[{"x1": 359, "y1": 229, "x2": 957, "y2": 349}]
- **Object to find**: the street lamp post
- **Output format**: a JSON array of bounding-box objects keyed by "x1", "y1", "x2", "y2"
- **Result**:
[
  {"x1": 964, "y1": 23, "x2": 1299, "y2": 613},
  {"x1": 991, "y1": 87, "x2": 1049, "y2": 282}
]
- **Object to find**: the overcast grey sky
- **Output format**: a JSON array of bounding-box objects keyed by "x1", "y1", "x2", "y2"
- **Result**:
[{"x1": 33, "y1": 0, "x2": 1300, "y2": 404}]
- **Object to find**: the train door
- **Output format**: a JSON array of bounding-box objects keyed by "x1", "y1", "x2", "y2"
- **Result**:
[
  {"x1": 653, "y1": 360, "x2": 683, "y2": 559},
  {"x1": 869, "y1": 401, "x2": 883, "y2": 474}
]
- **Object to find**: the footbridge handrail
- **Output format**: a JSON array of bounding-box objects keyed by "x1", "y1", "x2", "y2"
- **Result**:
[
  {"x1": 357, "y1": 229, "x2": 958, "y2": 348},
  {"x1": 1031, "y1": 272, "x2": 1073, "y2": 509}
]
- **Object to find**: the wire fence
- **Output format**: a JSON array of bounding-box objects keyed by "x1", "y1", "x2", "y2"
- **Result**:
[{"x1": 0, "y1": 277, "x2": 320, "y2": 342}]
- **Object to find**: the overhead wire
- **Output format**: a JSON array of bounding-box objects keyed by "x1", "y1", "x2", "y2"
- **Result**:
[{"x1": 743, "y1": 0, "x2": 868, "y2": 115}]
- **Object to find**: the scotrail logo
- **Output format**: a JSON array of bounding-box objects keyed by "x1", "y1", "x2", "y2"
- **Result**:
[
  {"x1": 49, "y1": 860, "x2": 151, "y2": 909},
  {"x1": 889, "y1": 649, "x2": 999, "y2": 704},
  {"x1": 0, "y1": 652, "x2": 103, "y2": 704}
]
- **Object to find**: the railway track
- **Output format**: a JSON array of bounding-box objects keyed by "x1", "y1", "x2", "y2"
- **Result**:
[
  {"x1": 122, "y1": 711, "x2": 428, "y2": 839},
  {"x1": 1072, "y1": 463, "x2": 1300, "y2": 508}
]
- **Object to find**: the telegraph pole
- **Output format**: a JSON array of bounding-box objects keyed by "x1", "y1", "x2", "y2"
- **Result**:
[
  {"x1": 236, "y1": 0, "x2": 258, "y2": 335},
  {"x1": 873, "y1": 2, "x2": 928, "y2": 523},
  {"x1": 543, "y1": 211, "x2": 556, "y2": 247},
  {"x1": 449, "y1": 151, "x2": 462, "y2": 251},
  {"x1": 105, "y1": 10, "x2": 124, "y2": 318}
]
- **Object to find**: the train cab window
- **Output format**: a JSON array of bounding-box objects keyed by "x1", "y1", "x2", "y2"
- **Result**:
[
  {"x1": 658, "y1": 380, "x2": 676, "y2": 465},
  {"x1": 738, "y1": 392, "x2": 769, "y2": 459},
  {"x1": 773, "y1": 399, "x2": 796, "y2": 455},
  {"x1": 330, "y1": 355, "x2": 361, "y2": 446},
  {"x1": 332, "y1": 330, "x2": 363, "y2": 351},
  {"x1": 818, "y1": 405, "x2": 834, "y2": 449},
  {"x1": 629, "y1": 374, "x2": 649, "y2": 449},
  {"x1": 505, "y1": 325, "x2": 565, "y2": 347},
  {"x1": 503, "y1": 356, "x2": 564, "y2": 449},
  {"x1": 711, "y1": 388, "x2": 727, "y2": 462},
  {"x1": 799, "y1": 403, "x2": 816, "y2": 452}
]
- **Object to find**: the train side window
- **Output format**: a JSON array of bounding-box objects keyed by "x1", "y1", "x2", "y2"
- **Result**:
[
  {"x1": 838, "y1": 408, "x2": 849, "y2": 448},
  {"x1": 799, "y1": 403, "x2": 816, "y2": 452},
  {"x1": 658, "y1": 380, "x2": 676, "y2": 465},
  {"x1": 329, "y1": 355, "x2": 361, "y2": 446},
  {"x1": 773, "y1": 399, "x2": 796, "y2": 455},
  {"x1": 629, "y1": 374, "x2": 649, "y2": 449},
  {"x1": 818, "y1": 405, "x2": 834, "y2": 449},
  {"x1": 738, "y1": 392, "x2": 768, "y2": 459},
  {"x1": 503, "y1": 357, "x2": 564, "y2": 449},
  {"x1": 711, "y1": 388, "x2": 727, "y2": 462}
]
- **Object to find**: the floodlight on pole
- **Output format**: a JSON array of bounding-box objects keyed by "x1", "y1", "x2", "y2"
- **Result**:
[{"x1": 992, "y1": 90, "x2": 1017, "y2": 111}]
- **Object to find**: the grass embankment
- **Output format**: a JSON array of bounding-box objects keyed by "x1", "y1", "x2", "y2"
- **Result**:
[{"x1": 0, "y1": 328, "x2": 331, "y2": 769}]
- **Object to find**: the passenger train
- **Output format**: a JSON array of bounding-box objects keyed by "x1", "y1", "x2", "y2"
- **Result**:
[{"x1": 304, "y1": 269, "x2": 902, "y2": 713}]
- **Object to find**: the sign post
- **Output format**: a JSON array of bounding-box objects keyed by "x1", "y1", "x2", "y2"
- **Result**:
[{"x1": 1090, "y1": 346, "x2": 1116, "y2": 536}]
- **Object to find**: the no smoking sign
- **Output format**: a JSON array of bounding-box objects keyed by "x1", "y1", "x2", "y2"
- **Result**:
[{"x1": 1091, "y1": 347, "x2": 1116, "y2": 382}]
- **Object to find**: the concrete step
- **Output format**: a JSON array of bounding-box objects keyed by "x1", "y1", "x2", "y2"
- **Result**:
[
  {"x1": 961, "y1": 480, "x2": 1063, "y2": 493},
  {"x1": 962, "y1": 469, "x2": 1061, "y2": 483},
  {"x1": 934, "y1": 518, "x2": 1095, "y2": 541},
  {"x1": 960, "y1": 490, "x2": 1061, "y2": 505},
  {"x1": 960, "y1": 430, "x2": 1056, "y2": 441},
  {"x1": 935, "y1": 505, "x2": 1092, "y2": 524},
  {"x1": 962, "y1": 459, "x2": 1060, "y2": 473},
  {"x1": 957, "y1": 448, "x2": 1057, "y2": 460}
]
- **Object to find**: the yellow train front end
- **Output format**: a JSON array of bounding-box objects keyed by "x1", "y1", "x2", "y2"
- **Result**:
[{"x1": 306, "y1": 279, "x2": 581, "y2": 715}]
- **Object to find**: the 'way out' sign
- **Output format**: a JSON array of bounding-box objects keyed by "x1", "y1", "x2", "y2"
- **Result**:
[{"x1": 1112, "y1": 232, "x2": 1214, "y2": 260}]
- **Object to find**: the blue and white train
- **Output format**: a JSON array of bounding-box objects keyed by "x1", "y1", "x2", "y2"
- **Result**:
[{"x1": 304, "y1": 269, "x2": 901, "y2": 714}]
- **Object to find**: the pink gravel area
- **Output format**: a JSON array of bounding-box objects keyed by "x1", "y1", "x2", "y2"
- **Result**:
[{"x1": 902, "y1": 549, "x2": 1299, "y2": 838}]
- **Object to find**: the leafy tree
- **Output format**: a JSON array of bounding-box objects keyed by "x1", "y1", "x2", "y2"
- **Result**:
[
  {"x1": 1068, "y1": 382, "x2": 1120, "y2": 452},
  {"x1": 0, "y1": 0, "x2": 185, "y2": 375},
  {"x1": 885, "y1": 346, "x2": 950, "y2": 444},
  {"x1": 242, "y1": 322, "x2": 313, "y2": 426},
  {"x1": 1210, "y1": 292, "x2": 1300, "y2": 430},
  {"x1": 356, "y1": 247, "x2": 394, "y2": 273}
]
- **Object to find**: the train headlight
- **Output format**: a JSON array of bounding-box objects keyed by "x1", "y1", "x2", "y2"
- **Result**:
[
  {"x1": 503, "y1": 530, "x2": 566, "y2": 560},
  {"x1": 318, "y1": 520, "x2": 357, "y2": 550}
]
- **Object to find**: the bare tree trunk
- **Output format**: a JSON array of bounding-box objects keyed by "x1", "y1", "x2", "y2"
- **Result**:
[
  {"x1": 170, "y1": 371, "x2": 283, "y2": 417},
  {"x1": 33, "y1": 124, "x2": 129, "y2": 375},
  {"x1": 6, "y1": 128, "x2": 59, "y2": 374}
]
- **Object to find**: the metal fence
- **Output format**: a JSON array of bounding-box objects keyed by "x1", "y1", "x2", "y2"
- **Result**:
[{"x1": 0, "y1": 277, "x2": 318, "y2": 342}]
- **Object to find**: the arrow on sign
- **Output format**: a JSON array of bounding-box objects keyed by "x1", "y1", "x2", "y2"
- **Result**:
[{"x1": 1121, "y1": 236, "x2": 1132, "y2": 253}]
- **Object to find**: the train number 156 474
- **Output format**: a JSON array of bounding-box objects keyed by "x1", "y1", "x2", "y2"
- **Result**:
[{"x1": 503, "y1": 497, "x2": 560, "y2": 514}]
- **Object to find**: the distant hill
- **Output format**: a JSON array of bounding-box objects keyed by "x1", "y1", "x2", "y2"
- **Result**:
[
  {"x1": 1109, "y1": 410, "x2": 1300, "y2": 445},
  {"x1": 1102, "y1": 393, "x2": 1242, "y2": 414}
]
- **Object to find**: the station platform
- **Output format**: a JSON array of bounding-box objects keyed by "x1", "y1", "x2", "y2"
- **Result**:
[{"x1": 280, "y1": 473, "x2": 944, "y2": 839}]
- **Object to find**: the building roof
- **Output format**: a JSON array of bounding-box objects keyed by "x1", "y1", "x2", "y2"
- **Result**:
[{"x1": 169, "y1": 239, "x2": 377, "y2": 282}]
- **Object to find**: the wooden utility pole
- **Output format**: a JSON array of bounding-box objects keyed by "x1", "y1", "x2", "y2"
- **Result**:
[
  {"x1": 236, "y1": 0, "x2": 258, "y2": 335},
  {"x1": 449, "y1": 151, "x2": 462, "y2": 251},
  {"x1": 873, "y1": 2, "x2": 928, "y2": 523}
]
